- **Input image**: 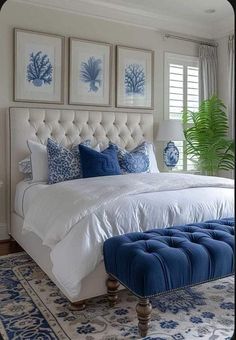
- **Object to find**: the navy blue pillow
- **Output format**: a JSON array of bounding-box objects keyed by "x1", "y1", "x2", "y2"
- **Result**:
[{"x1": 79, "y1": 144, "x2": 121, "y2": 178}]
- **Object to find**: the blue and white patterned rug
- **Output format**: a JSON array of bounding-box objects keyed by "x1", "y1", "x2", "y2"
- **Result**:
[{"x1": 0, "y1": 252, "x2": 234, "y2": 340}]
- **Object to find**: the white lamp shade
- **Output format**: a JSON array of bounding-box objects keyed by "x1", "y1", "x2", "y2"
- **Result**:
[{"x1": 156, "y1": 120, "x2": 184, "y2": 141}]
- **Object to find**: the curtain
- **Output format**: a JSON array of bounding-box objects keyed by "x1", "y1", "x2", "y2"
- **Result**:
[
  {"x1": 199, "y1": 45, "x2": 218, "y2": 101},
  {"x1": 228, "y1": 35, "x2": 235, "y2": 139}
]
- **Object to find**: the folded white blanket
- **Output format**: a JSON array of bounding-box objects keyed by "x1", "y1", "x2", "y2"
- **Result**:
[{"x1": 23, "y1": 172, "x2": 233, "y2": 248}]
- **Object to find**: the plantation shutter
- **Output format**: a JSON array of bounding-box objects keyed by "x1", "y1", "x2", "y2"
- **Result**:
[{"x1": 164, "y1": 53, "x2": 199, "y2": 171}]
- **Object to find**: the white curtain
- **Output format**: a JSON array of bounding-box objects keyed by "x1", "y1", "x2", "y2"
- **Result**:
[
  {"x1": 228, "y1": 35, "x2": 235, "y2": 139},
  {"x1": 199, "y1": 44, "x2": 218, "y2": 101}
]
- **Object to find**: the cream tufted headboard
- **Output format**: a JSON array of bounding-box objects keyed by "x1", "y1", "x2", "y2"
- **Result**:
[{"x1": 8, "y1": 107, "x2": 153, "y2": 229}]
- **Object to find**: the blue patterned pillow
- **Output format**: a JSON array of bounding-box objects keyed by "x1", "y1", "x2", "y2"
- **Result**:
[
  {"x1": 47, "y1": 138, "x2": 91, "y2": 184},
  {"x1": 79, "y1": 144, "x2": 121, "y2": 178},
  {"x1": 110, "y1": 141, "x2": 150, "y2": 174}
]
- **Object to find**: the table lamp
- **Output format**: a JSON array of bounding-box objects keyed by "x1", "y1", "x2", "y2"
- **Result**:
[{"x1": 156, "y1": 120, "x2": 184, "y2": 169}]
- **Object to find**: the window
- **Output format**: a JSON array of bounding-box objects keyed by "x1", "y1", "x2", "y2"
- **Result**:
[{"x1": 164, "y1": 53, "x2": 199, "y2": 171}]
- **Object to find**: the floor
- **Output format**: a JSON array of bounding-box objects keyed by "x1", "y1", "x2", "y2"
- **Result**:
[{"x1": 0, "y1": 239, "x2": 23, "y2": 256}]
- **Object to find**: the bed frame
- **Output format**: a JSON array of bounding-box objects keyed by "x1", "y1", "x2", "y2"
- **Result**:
[{"x1": 7, "y1": 107, "x2": 153, "y2": 303}]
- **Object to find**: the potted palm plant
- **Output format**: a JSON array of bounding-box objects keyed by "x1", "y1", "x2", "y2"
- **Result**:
[{"x1": 182, "y1": 95, "x2": 234, "y2": 176}]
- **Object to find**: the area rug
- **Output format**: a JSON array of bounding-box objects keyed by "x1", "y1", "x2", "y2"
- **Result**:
[{"x1": 0, "y1": 253, "x2": 234, "y2": 340}]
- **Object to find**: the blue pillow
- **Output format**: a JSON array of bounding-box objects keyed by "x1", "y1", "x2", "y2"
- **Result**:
[
  {"x1": 47, "y1": 138, "x2": 91, "y2": 184},
  {"x1": 79, "y1": 144, "x2": 121, "y2": 178},
  {"x1": 110, "y1": 141, "x2": 150, "y2": 174}
]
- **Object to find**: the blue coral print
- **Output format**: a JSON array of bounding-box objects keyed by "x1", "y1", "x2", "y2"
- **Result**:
[
  {"x1": 80, "y1": 56, "x2": 102, "y2": 92},
  {"x1": 27, "y1": 51, "x2": 53, "y2": 87},
  {"x1": 125, "y1": 63, "x2": 145, "y2": 95}
]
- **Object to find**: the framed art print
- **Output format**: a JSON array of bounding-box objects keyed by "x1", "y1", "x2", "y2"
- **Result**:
[
  {"x1": 69, "y1": 38, "x2": 112, "y2": 106},
  {"x1": 116, "y1": 45, "x2": 154, "y2": 109},
  {"x1": 14, "y1": 28, "x2": 64, "y2": 103}
]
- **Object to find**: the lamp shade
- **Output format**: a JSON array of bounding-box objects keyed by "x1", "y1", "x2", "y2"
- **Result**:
[{"x1": 156, "y1": 120, "x2": 184, "y2": 141}]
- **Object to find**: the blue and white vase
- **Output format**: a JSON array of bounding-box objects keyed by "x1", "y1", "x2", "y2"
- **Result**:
[{"x1": 163, "y1": 141, "x2": 179, "y2": 168}]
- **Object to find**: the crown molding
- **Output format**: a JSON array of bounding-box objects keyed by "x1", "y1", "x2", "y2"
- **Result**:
[{"x1": 11, "y1": 0, "x2": 233, "y2": 40}]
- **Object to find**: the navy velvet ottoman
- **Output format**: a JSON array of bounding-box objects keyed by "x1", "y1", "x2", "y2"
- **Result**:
[{"x1": 103, "y1": 218, "x2": 234, "y2": 337}]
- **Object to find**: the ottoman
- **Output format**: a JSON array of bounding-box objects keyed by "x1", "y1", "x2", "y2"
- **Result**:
[{"x1": 103, "y1": 218, "x2": 234, "y2": 337}]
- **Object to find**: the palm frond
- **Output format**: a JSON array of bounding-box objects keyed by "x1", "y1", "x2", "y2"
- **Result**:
[{"x1": 182, "y1": 95, "x2": 234, "y2": 176}]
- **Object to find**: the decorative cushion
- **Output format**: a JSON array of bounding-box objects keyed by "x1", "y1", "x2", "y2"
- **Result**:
[
  {"x1": 146, "y1": 142, "x2": 159, "y2": 173},
  {"x1": 110, "y1": 141, "x2": 151, "y2": 174},
  {"x1": 103, "y1": 217, "x2": 234, "y2": 298},
  {"x1": 18, "y1": 156, "x2": 32, "y2": 180},
  {"x1": 79, "y1": 144, "x2": 121, "y2": 178},
  {"x1": 47, "y1": 138, "x2": 93, "y2": 184},
  {"x1": 27, "y1": 140, "x2": 48, "y2": 182}
]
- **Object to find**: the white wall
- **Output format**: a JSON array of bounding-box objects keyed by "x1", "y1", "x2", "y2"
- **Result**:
[{"x1": 0, "y1": 1, "x2": 200, "y2": 238}]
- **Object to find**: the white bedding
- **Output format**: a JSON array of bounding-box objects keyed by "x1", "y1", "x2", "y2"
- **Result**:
[
  {"x1": 22, "y1": 173, "x2": 234, "y2": 299},
  {"x1": 15, "y1": 181, "x2": 48, "y2": 217}
]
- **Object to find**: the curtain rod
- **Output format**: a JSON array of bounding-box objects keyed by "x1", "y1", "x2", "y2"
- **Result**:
[{"x1": 164, "y1": 34, "x2": 218, "y2": 47}]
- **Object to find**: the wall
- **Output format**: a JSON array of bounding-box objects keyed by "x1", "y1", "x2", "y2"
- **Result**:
[{"x1": 0, "y1": 1, "x2": 199, "y2": 238}]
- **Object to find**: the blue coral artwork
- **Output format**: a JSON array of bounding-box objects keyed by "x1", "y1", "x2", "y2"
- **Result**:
[
  {"x1": 124, "y1": 63, "x2": 145, "y2": 96},
  {"x1": 80, "y1": 56, "x2": 102, "y2": 93},
  {"x1": 27, "y1": 51, "x2": 53, "y2": 87}
]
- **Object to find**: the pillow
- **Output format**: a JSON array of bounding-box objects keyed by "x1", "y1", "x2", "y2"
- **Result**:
[
  {"x1": 110, "y1": 141, "x2": 150, "y2": 174},
  {"x1": 110, "y1": 141, "x2": 159, "y2": 174},
  {"x1": 146, "y1": 142, "x2": 159, "y2": 173},
  {"x1": 27, "y1": 140, "x2": 48, "y2": 182},
  {"x1": 18, "y1": 156, "x2": 32, "y2": 176},
  {"x1": 47, "y1": 138, "x2": 93, "y2": 184},
  {"x1": 79, "y1": 144, "x2": 121, "y2": 178}
]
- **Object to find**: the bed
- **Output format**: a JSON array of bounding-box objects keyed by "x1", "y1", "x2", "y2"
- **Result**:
[{"x1": 7, "y1": 107, "x2": 234, "y2": 304}]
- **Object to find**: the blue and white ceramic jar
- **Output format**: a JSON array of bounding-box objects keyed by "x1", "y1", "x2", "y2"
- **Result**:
[{"x1": 163, "y1": 141, "x2": 179, "y2": 168}]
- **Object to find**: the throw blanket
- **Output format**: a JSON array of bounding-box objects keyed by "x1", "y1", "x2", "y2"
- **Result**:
[{"x1": 23, "y1": 173, "x2": 233, "y2": 248}]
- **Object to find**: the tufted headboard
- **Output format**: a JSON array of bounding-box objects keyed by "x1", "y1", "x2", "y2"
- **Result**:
[{"x1": 7, "y1": 107, "x2": 153, "y2": 229}]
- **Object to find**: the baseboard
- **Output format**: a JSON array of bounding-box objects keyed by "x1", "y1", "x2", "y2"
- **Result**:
[{"x1": 0, "y1": 223, "x2": 10, "y2": 240}]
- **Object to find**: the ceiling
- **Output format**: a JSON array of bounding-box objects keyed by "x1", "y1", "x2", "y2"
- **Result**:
[{"x1": 12, "y1": 0, "x2": 234, "y2": 39}]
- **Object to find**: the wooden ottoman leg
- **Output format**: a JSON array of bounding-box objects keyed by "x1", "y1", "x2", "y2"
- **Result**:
[
  {"x1": 69, "y1": 300, "x2": 86, "y2": 311},
  {"x1": 136, "y1": 298, "x2": 152, "y2": 337},
  {"x1": 106, "y1": 275, "x2": 120, "y2": 307}
]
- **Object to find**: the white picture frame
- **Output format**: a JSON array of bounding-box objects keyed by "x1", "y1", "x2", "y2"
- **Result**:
[
  {"x1": 14, "y1": 28, "x2": 64, "y2": 104},
  {"x1": 69, "y1": 38, "x2": 112, "y2": 106},
  {"x1": 116, "y1": 45, "x2": 154, "y2": 109}
]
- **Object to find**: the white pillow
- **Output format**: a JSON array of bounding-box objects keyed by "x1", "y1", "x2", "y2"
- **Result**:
[
  {"x1": 27, "y1": 140, "x2": 48, "y2": 182},
  {"x1": 147, "y1": 142, "x2": 159, "y2": 173}
]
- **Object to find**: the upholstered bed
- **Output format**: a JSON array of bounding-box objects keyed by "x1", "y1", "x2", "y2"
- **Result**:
[
  {"x1": 7, "y1": 107, "x2": 154, "y2": 302},
  {"x1": 7, "y1": 107, "x2": 234, "y2": 304}
]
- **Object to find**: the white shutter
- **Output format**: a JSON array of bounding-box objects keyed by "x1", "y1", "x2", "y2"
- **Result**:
[
  {"x1": 164, "y1": 53, "x2": 199, "y2": 171},
  {"x1": 169, "y1": 64, "x2": 184, "y2": 120}
]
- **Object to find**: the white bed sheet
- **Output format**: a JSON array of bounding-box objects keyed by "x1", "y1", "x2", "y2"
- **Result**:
[
  {"x1": 22, "y1": 173, "x2": 234, "y2": 300},
  {"x1": 15, "y1": 181, "x2": 48, "y2": 218}
]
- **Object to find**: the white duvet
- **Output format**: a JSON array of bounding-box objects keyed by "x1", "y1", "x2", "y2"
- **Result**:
[{"x1": 23, "y1": 173, "x2": 234, "y2": 298}]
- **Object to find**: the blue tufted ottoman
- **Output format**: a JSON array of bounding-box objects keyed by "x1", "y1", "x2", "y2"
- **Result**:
[{"x1": 103, "y1": 218, "x2": 234, "y2": 337}]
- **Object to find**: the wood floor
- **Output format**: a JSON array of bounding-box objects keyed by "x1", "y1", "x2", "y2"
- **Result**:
[{"x1": 0, "y1": 239, "x2": 23, "y2": 256}]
